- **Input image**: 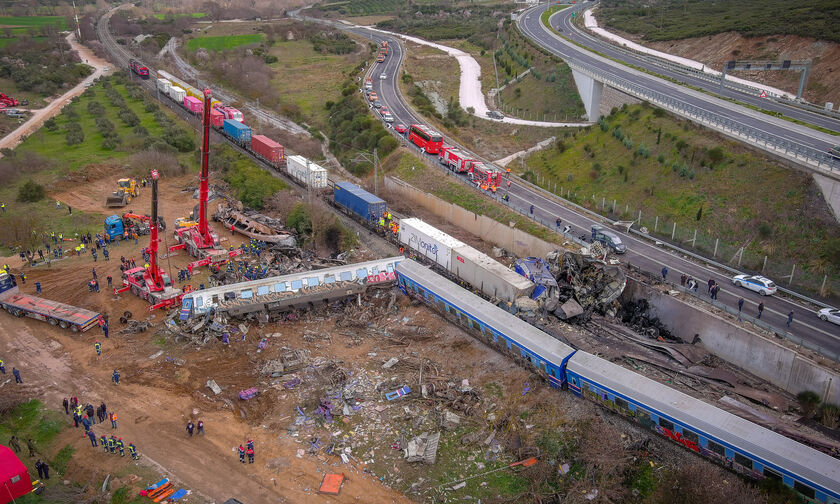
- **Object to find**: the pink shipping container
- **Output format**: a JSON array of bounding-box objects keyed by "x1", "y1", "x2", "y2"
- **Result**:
[
  {"x1": 210, "y1": 108, "x2": 225, "y2": 129},
  {"x1": 251, "y1": 135, "x2": 285, "y2": 165},
  {"x1": 184, "y1": 96, "x2": 203, "y2": 115}
]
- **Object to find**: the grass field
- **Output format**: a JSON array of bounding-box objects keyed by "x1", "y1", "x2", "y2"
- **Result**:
[
  {"x1": 186, "y1": 33, "x2": 264, "y2": 51},
  {"x1": 598, "y1": 0, "x2": 840, "y2": 43},
  {"x1": 267, "y1": 39, "x2": 365, "y2": 129},
  {"x1": 0, "y1": 15, "x2": 66, "y2": 34},
  {"x1": 153, "y1": 12, "x2": 206, "y2": 20},
  {"x1": 383, "y1": 148, "x2": 563, "y2": 245},
  {"x1": 523, "y1": 104, "x2": 840, "y2": 272}
]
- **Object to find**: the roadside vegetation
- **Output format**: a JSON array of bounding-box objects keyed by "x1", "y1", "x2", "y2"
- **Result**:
[
  {"x1": 209, "y1": 144, "x2": 288, "y2": 210},
  {"x1": 186, "y1": 33, "x2": 264, "y2": 51},
  {"x1": 0, "y1": 21, "x2": 90, "y2": 107},
  {"x1": 523, "y1": 103, "x2": 840, "y2": 280},
  {"x1": 598, "y1": 0, "x2": 840, "y2": 43},
  {"x1": 376, "y1": 3, "x2": 511, "y2": 45}
]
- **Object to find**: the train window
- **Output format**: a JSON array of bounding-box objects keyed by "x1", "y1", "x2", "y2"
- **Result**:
[
  {"x1": 224, "y1": 292, "x2": 235, "y2": 300},
  {"x1": 387, "y1": 264, "x2": 394, "y2": 273},
  {"x1": 195, "y1": 297, "x2": 203, "y2": 307},
  {"x1": 793, "y1": 481, "x2": 816, "y2": 499},
  {"x1": 212, "y1": 295, "x2": 219, "y2": 304},
  {"x1": 658, "y1": 417, "x2": 674, "y2": 431},
  {"x1": 356, "y1": 268, "x2": 367, "y2": 279},
  {"x1": 733, "y1": 453, "x2": 753, "y2": 470},
  {"x1": 291, "y1": 280, "x2": 303, "y2": 290},
  {"x1": 681, "y1": 429, "x2": 699, "y2": 444},
  {"x1": 706, "y1": 440, "x2": 725, "y2": 457},
  {"x1": 340, "y1": 271, "x2": 352, "y2": 282},
  {"x1": 324, "y1": 275, "x2": 335, "y2": 284},
  {"x1": 763, "y1": 468, "x2": 782, "y2": 481},
  {"x1": 418, "y1": 287, "x2": 426, "y2": 298},
  {"x1": 615, "y1": 397, "x2": 629, "y2": 410},
  {"x1": 470, "y1": 319, "x2": 480, "y2": 330},
  {"x1": 306, "y1": 277, "x2": 318, "y2": 287},
  {"x1": 371, "y1": 266, "x2": 379, "y2": 275},
  {"x1": 257, "y1": 286, "x2": 270, "y2": 296},
  {"x1": 436, "y1": 299, "x2": 445, "y2": 311},
  {"x1": 240, "y1": 289, "x2": 253, "y2": 299}
]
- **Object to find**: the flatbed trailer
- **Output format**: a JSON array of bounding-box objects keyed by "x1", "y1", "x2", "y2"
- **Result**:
[{"x1": 0, "y1": 281, "x2": 100, "y2": 333}]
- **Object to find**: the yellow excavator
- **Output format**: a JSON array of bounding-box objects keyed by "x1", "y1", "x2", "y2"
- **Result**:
[{"x1": 105, "y1": 178, "x2": 140, "y2": 208}]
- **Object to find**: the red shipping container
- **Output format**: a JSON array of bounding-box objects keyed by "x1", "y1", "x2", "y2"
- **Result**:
[
  {"x1": 210, "y1": 108, "x2": 225, "y2": 129},
  {"x1": 251, "y1": 134, "x2": 285, "y2": 164},
  {"x1": 184, "y1": 96, "x2": 203, "y2": 115}
]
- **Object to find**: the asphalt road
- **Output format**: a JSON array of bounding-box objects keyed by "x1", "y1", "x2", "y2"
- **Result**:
[
  {"x1": 546, "y1": 3, "x2": 840, "y2": 134},
  {"x1": 518, "y1": 4, "x2": 839, "y2": 160},
  {"x1": 332, "y1": 23, "x2": 840, "y2": 354}
]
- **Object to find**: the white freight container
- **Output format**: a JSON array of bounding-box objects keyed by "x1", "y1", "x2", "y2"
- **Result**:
[
  {"x1": 168, "y1": 85, "x2": 186, "y2": 103},
  {"x1": 286, "y1": 155, "x2": 328, "y2": 189},
  {"x1": 156, "y1": 78, "x2": 171, "y2": 93},
  {"x1": 451, "y1": 245, "x2": 534, "y2": 303},
  {"x1": 398, "y1": 218, "x2": 465, "y2": 271}
]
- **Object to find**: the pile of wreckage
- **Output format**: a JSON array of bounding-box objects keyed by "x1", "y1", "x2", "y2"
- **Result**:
[
  {"x1": 214, "y1": 200, "x2": 296, "y2": 247},
  {"x1": 516, "y1": 251, "x2": 626, "y2": 322}
]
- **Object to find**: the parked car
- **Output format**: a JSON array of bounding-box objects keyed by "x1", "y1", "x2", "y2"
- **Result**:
[
  {"x1": 486, "y1": 110, "x2": 504, "y2": 120},
  {"x1": 818, "y1": 307, "x2": 840, "y2": 325},
  {"x1": 732, "y1": 274, "x2": 777, "y2": 296},
  {"x1": 373, "y1": 100, "x2": 382, "y2": 109},
  {"x1": 394, "y1": 124, "x2": 407, "y2": 134}
]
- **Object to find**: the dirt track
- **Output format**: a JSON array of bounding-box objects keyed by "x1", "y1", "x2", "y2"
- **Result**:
[{"x1": 0, "y1": 33, "x2": 111, "y2": 154}]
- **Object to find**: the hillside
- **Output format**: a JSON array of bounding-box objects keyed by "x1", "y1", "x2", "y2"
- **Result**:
[{"x1": 597, "y1": 0, "x2": 840, "y2": 44}]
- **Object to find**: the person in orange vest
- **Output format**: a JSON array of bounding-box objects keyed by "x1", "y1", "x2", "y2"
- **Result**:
[{"x1": 110, "y1": 412, "x2": 118, "y2": 429}]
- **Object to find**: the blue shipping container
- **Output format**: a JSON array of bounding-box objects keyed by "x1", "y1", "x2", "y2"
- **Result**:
[
  {"x1": 334, "y1": 182, "x2": 386, "y2": 223},
  {"x1": 223, "y1": 119, "x2": 251, "y2": 145}
]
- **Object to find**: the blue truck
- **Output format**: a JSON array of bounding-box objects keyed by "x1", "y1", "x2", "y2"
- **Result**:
[
  {"x1": 333, "y1": 182, "x2": 386, "y2": 224},
  {"x1": 104, "y1": 214, "x2": 152, "y2": 242},
  {"x1": 223, "y1": 119, "x2": 251, "y2": 146}
]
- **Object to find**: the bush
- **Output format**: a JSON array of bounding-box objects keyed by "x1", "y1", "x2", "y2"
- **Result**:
[
  {"x1": 797, "y1": 390, "x2": 821, "y2": 419},
  {"x1": 707, "y1": 146, "x2": 725, "y2": 164},
  {"x1": 44, "y1": 118, "x2": 58, "y2": 132},
  {"x1": 17, "y1": 180, "x2": 45, "y2": 202},
  {"x1": 819, "y1": 404, "x2": 840, "y2": 429},
  {"x1": 133, "y1": 125, "x2": 149, "y2": 137},
  {"x1": 65, "y1": 123, "x2": 84, "y2": 145},
  {"x1": 287, "y1": 203, "x2": 312, "y2": 235}
]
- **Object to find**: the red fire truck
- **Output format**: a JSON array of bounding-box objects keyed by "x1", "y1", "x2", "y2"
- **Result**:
[
  {"x1": 468, "y1": 161, "x2": 503, "y2": 191},
  {"x1": 439, "y1": 146, "x2": 473, "y2": 173},
  {"x1": 408, "y1": 124, "x2": 444, "y2": 154}
]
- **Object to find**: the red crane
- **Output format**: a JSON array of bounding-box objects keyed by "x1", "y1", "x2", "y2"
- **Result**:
[
  {"x1": 170, "y1": 89, "x2": 242, "y2": 269},
  {"x1": 115, "y1": 170, "x2": 182, "y2": 310}
]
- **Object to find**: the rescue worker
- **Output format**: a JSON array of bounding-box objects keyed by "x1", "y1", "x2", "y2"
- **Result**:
[
  {"x1": 0, "y1": 358, "x2": 4, "y2": 374},
  {"x1": 246, "y1": 439, "x2": 254, "y2": 452},
  {"x1": 529, "y1": 204, "x2": 535, "y2": 215},
  {"x1": 186, "y1": 421, "x2": 194, "y2": 436},
  {"x1": 112, "y1": 369, "x2": 120, "y2": 385},
  {"x1": 87, "y1": 430, "x2": 97, "y2": 448},
  {"x1": 128, "y1": 442, "x2": 139, "y2": 460},
  {"x1": 197, "y1": 420, "x2": 204, "y2": 435},
  {"x1": 246, "y1": 446, "x2": 255, "y2": 464},
  {"x1": 116, "y1": 438, "x2": 125, "y2": 457},
  {"x1": 238, "y1": 444, "x2": 245, "y2": 463},
  {"x1": 100, "y1": 435, "x2": 108, "y2": 453},
  {"x1": 94, "y1": 341, "x2": 101, "y2": 356},
  {"x1": 107, "y1": 436, "x2": 116, "y2": 454},
  {"x1": 102, "y1": 322, "x2": 109, "y2": 339},
  {"x1": 12, "y1": 367, "x2": 21, "y2": 383},
  {"x1": 110, "y1": 412, "x2": 117, "y2": 429},
  {"x1": 35, "y1": 281, "x2": 41, "y2": 294}
]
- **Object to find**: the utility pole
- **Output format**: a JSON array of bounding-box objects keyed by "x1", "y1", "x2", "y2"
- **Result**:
[
  {"x1": 374, "y1": 148, "x2": 379, "y2": 195},
  {"x1": 72, "y1": 0, "x2": 82, "y2": 41}
]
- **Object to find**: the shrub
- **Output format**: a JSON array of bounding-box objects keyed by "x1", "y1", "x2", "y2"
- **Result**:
[
  {"x1": 708, "y1": 146, "x2": 725, "y2": 164},
  {"x1": 44, "y1": 118, "x2": 58, "y2": 132},
  {"x1": 17, "y1": 180, "x2": 45, "y2": 202},
  {"x1": 133, "y1": 125, "x2": 149, "y2": 137},
  {"x1": 65, "y1": 123, "x2": 84, "y2": 145},
  {"x1": 819, "y1": 404, "x2": 840, "y2": 429},
  {"x1": 657, "y1": 154, "x2": 665, "y2": 164},
  {"x1": 287, "y1": 203, "x2": 312, "y2": 235},
  {"x1": 758, "y1": 223, "x2": 772, "y2": 238},
  {"x1": 797, "y1": 391, "x2": 821, "y2": 419}
]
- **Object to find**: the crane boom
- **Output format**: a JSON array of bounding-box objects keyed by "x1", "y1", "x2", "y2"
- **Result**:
[
  {"x1": 199, "y1": 89, "x2": 212, "y2": 241},
  {"x1": 149, "y1": 169, "x2": 162, "y2": 286}
]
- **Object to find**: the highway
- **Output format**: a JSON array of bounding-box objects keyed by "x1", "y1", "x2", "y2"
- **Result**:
[
  {"x1": 517, "y1": 5, "x2": 839, "y2": 165},
  {"x1": 309, "y1": 18, "x2": 840, "y2": 355},
  {"x1": 544, "y1": 3, "x2": 840, "y2": 134}
]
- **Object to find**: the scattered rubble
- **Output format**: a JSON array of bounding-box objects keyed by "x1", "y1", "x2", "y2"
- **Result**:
[
  {"x1": 214, "y1": 201, "x2": 297, "y2": 247},
  {"x1": 403, "y1": 432, "x2": 441, "y2": 464}
]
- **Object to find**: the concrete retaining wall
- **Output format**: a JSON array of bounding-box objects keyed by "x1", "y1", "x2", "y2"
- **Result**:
[
  {"x1": 385, "y1": 176, "x2": 561, "y2": 258},
  {"x1": 622, "y1": 278, "x2": 840, "y2": 404}
]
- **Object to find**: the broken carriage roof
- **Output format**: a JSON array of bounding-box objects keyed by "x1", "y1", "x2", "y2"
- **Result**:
[{"x1": 180, "y1": 256, "x2": 403, "y2": 306}]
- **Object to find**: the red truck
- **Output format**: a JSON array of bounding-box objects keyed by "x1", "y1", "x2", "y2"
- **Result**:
[
  {"x1": 0, "y1": 93, "x2": 19, "y2": 107},
  {"x1": 0, "y1": 269, "x2": 100, "y2": 332},
  {"x1": 250, "y1": 134, "x2": 285, "y2": 166},
  {"x1": 439, "y1": 146, "x2": 473, "y2": 173},
  {"x1": 468, "y1": 161, "x2": 503, "y2": 190}
]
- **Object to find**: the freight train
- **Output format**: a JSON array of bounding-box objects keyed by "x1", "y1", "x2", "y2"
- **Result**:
[
  {"x1": 154, "y1": 70, "x2": 288, "y2": 169},
  {"x1": 396, "y1": 259, "x2": 840, "y2": 503}
]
